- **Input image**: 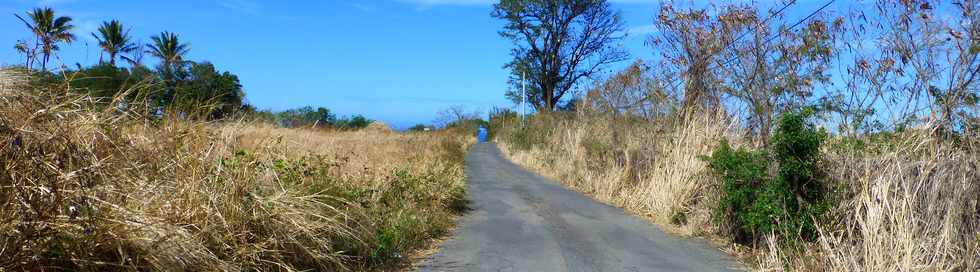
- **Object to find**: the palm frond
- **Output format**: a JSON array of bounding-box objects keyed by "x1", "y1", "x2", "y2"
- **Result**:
[{"x1": 13, "y1": 13, "x2": 36, "y2": 32}]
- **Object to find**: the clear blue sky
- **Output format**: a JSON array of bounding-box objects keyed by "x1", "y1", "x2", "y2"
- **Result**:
[{"x1": 2, "y1": 0, "x2": 841, "y2": 129}]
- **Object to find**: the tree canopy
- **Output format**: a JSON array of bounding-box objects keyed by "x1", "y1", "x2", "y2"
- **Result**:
[{"x1": 493, "y1": 0, "x2": 628, "y2": 112}]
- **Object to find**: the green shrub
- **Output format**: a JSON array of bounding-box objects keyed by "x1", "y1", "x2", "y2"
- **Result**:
[
  {"x1": 505, "y1": 126, "x2": 549, "y2": 151},
  {"x1": 670, "y1": 209, "x2": 688, "y2": 226},
  {"x1": 703, "y1": 109, "x2": 829, "y2": 244},
  {"x1": 335, "y1": 114, "x2": 372, "y2": 130},
  {"x1": 71, "y1": 63, "x2": 131, "y2": 99},
  {"x1": 769, "y1": 110, "x2": 829, "y2": 241},
  {"x1": 703, "y1": 139, "x2": 771, "y2": 243}
]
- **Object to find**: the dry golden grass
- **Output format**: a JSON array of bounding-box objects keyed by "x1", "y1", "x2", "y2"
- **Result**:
[
  {"x1": 498, "y1": 113, "x2": 979, "y2": 271},
  {"x1": 0, "y1": 71, "x2": 470, "y2": 271},
  {"x1": 802, "y1": 136, "x2": 978, "y2": 271},
  {"x1": 500, "y1": 113, "x2": 737, "y2": 237}
]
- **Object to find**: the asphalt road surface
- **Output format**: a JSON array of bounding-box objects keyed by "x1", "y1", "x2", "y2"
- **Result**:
[{"x1": 418, "y1": 143, "x2": 740, "y2": 272}]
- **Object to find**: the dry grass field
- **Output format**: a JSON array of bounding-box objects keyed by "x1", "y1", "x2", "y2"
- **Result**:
[
  {"x1": 0, "y1": 71, "x2": 471, "y2": 271},
  {"x1": 496, "y1": 112, "x2": 979, "y2": 271}
]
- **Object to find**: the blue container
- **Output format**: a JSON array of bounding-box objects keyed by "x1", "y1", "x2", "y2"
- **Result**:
[{"x1": 477, "y1": 126, "x2": 488, "y2": 143}]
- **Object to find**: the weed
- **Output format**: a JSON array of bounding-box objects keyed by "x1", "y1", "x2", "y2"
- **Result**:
[{"x1": 670, "y1": 209, "x2": 688, "y2": 226}]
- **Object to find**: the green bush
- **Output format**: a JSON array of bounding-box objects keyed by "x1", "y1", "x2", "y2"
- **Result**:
[
  {"x1": 704, "y1": 109, "x2": 829, "y2": 244},
  {"x1": 335, "y1": 114, "x2": 373, "y2": 130},
  {"x1": 505, "y1": 126, "x2": 549, "y2": 151},
  {"x1": 71, "y1": 63, "x2": 131, "y2": 99},
  {"x1": 703, "y1": 139, "x2": 771, "y2": 243},
  {"x1": 264, "y1": 107, "x2": 374, "y2": 130},
  {"x1": 769, "y1": 110, "x2": 830, "y2": 241}
]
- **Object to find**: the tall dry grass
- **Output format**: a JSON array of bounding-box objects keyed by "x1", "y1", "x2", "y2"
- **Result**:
[
  {"x1": 0, "y1": 70, "x2": 470, "y2": 271},
  {"x1": 804, "y1": 136, "x2": 978, "y2": 271},
  {"x1": 497, "y1": 113, "x2": 979, "y2": 271},
  {"x1": 500, "y1": 113, "x2": 738, "y2": 236}
]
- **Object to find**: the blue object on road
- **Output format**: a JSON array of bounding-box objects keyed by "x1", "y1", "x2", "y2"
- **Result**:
[{"x1": 477, "y1": 126, "x2": 488, "y2": 143}]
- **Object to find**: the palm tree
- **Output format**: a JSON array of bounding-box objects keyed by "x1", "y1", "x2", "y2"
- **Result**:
[
  {"x1": 147, "y1": 31, "x2": 190, "y2": 80},
  {"x1": 122, "y1": 42, "x2": 146, "y2": 68},
  {"x1": 92, "y1": 20, "x2": 136, "y2": 67},
  {"x1": 15, "y1": 7, "x2": 75, "y2": 71},
  {"x1": 14, "y1": 40, "x2": 37, "y2": 69}
]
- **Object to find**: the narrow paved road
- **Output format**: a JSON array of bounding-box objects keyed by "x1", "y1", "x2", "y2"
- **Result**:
[{"x1": 418, "y1": 143, "x2": 740, "y2": 271}]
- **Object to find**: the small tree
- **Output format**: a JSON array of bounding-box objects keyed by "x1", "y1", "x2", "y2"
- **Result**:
[
  {"x1": 14, "y1": 40, "x2": 38, "y2": 70},
  {"x1": 583, "y1": 60, "x2": 675, "y2": 119},
  {"x1": 650, "y1": 5, "x2": 728, "y2": 112},
  {"x1": 314, "y1": 107, "x2": 336, "y2": 127},
  {"x1": 175, "y1": 62, "x2": 246, "y2": 119},
  {"x1": 435, "y1": 105, "x2": 478, "y2": 128},
  {"x1": 816, "y1": 1, "x2": 980, "y2": 136},
  {"x1": 15, "y1": 7, "x2": 75, "y2": 71}
]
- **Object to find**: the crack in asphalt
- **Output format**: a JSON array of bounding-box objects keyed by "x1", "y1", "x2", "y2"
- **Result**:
[{"x1": 418, "y1": 143, "x2": 741, "y2": 272}]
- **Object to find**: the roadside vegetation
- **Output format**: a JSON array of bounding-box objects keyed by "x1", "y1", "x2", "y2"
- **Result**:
[
  {"x1": 0, "y1": 70, "x2": 471, "y2": 271},
  {"x1": 492, "y1": 0, "x2": 979, "y2": 271},
  {"x1": 2, "y1": 6, "x2": 472, "y2": 271}
]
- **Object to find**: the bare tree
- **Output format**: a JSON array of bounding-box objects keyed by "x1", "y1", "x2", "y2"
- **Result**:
[
  {"x1": 817, "y1": 1, "x2": 980, "y2": 136},
  {"x1": 583, "y1": 60, "x2": 675, "y2": 119},
  {"x1": 494, "y1": 0, "x2": 628, "y2": 112},
  {"x1": 650, "y1": 5, "x2": 730, "y2": 113},
  {"x1": 435, "y1": 105, "x2": 480, "y2": 129},
  {"x1": 872, "y1": 0, "x2": 980, "y2": 135},
  {"x1": 651, "y1": 2, "x2": 841, "y2": 138},
  {"x1": 716, "y1": 4, "x2": 841, "y2": 138}
]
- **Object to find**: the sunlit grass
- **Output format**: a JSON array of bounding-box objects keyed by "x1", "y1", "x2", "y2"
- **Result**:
[{"x1": 0, "y1": 70, "x2": 471, "y2": 271}]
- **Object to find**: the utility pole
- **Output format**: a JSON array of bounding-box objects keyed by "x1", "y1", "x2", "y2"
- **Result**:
[{"x1": 521, "y1": 71, "x2": 526, "y2": 128}]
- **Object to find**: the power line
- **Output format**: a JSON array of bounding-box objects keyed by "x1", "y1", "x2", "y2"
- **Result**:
[
  {"x1": 713, "y1": 0, "x2": 837, "y2": 69},
  {"x1": 521, "y1": 71, "x2": 526, "y2": 128},
  {"x1": 784, "y1": 0, "x2": 837, "y2": 34},
  {"x1": 718, "y1": 0, "x2": 798, "y2": 57}
]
